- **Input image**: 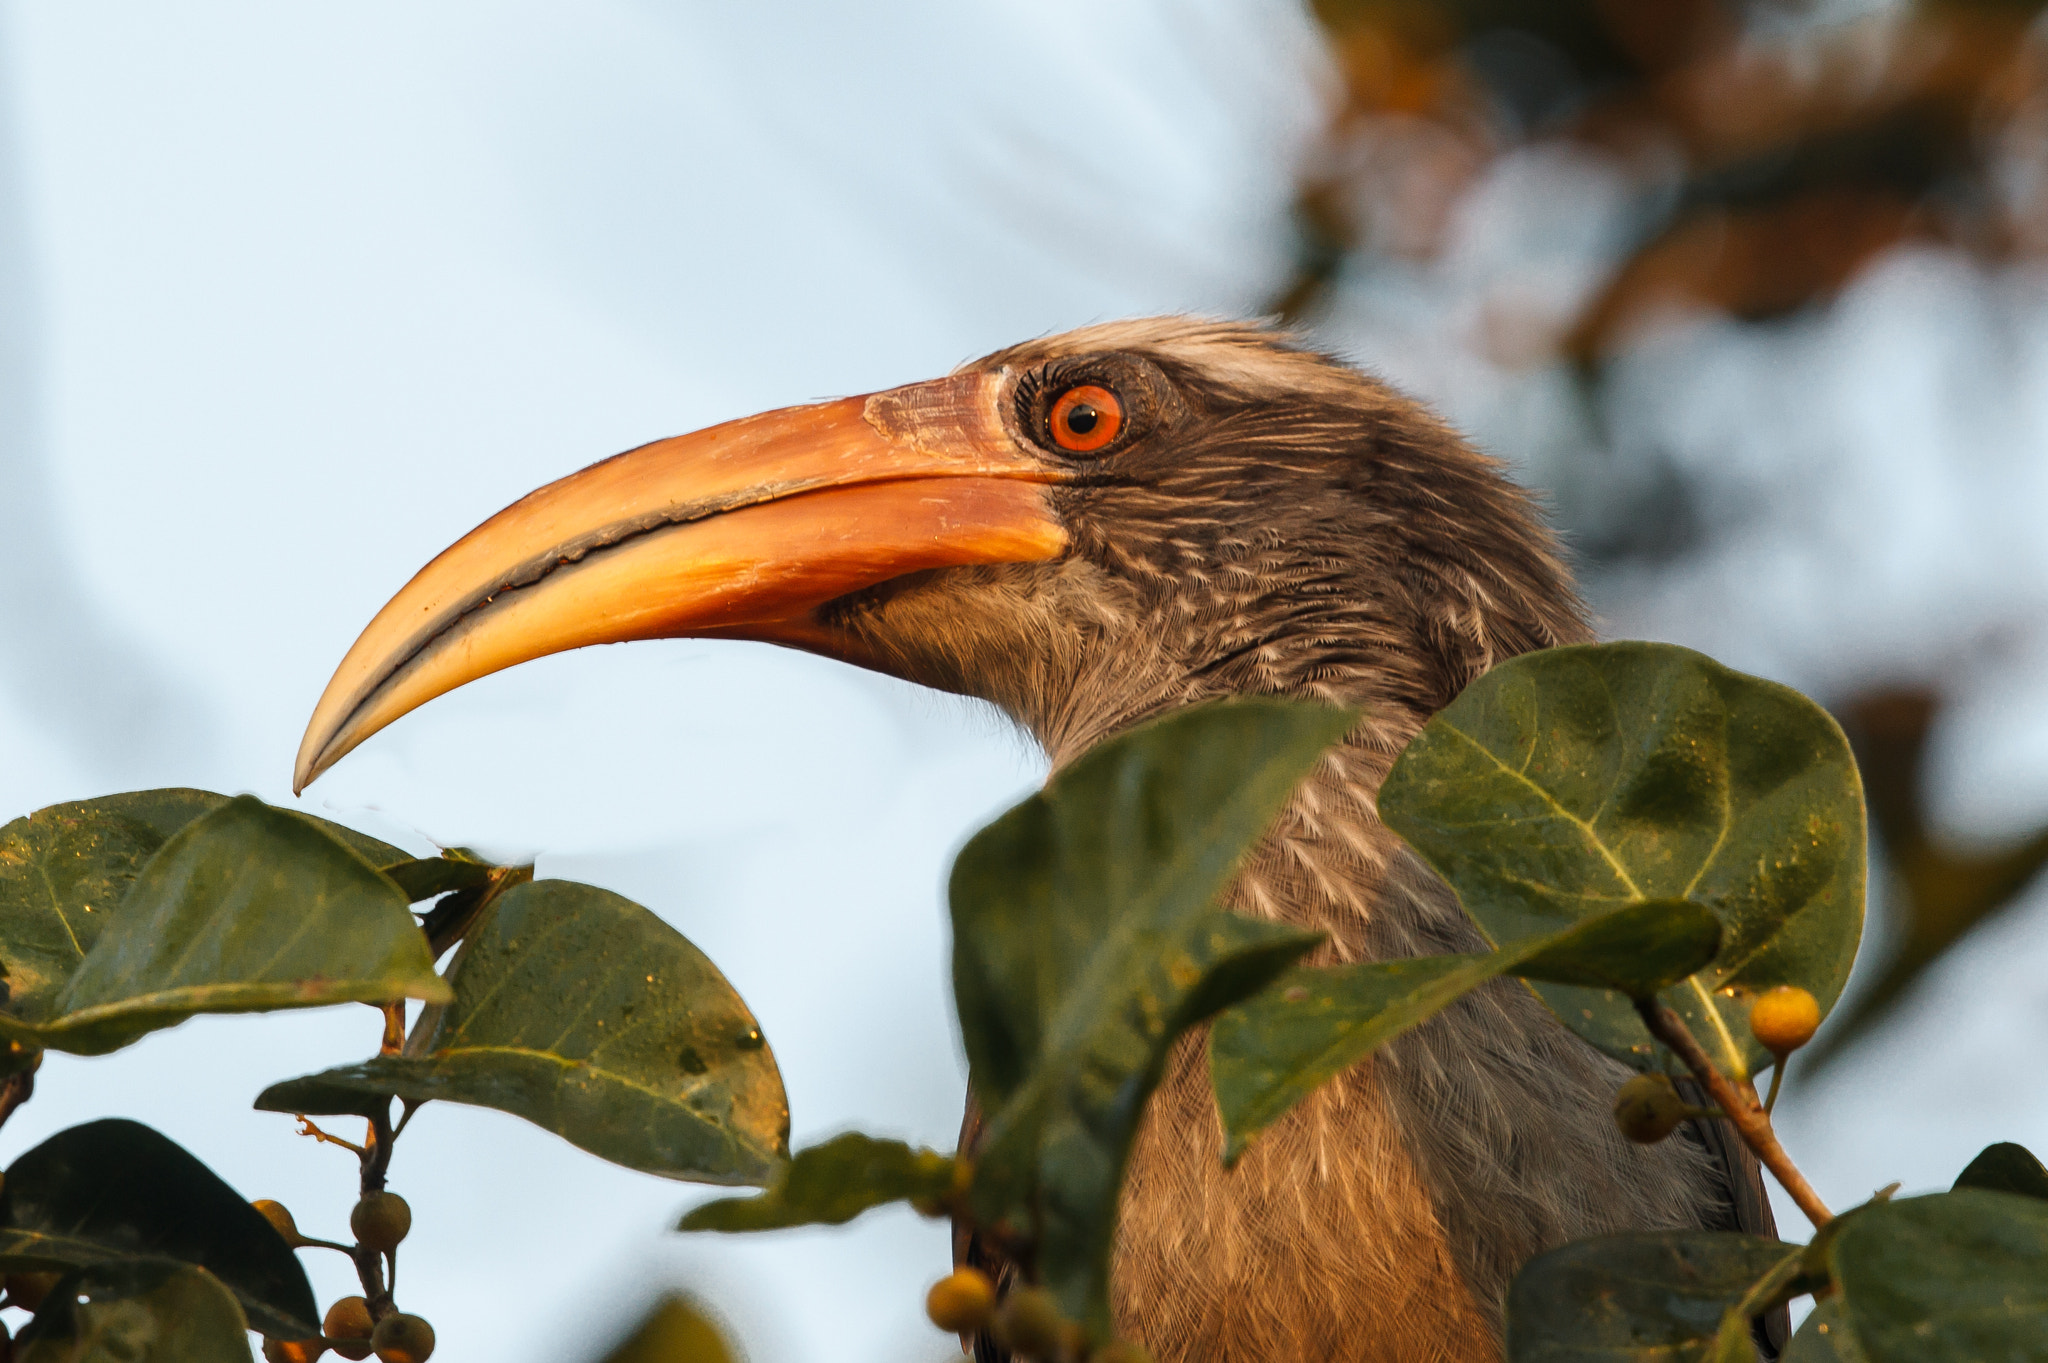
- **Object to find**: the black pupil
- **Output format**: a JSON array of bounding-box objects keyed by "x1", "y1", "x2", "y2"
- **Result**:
[{"x1": 1065, "y1": 403, "x2": 1099, "y2": 435}]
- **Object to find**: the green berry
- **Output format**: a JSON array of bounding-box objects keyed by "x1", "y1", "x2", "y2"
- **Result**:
[
  {"x1": 371, "y1": 1312, "x2": 434, "y2": 1363},
  {"x1": 992, "y1": 1287, "x2": 1065, "y2": 1360},
  {"x1": 1612, "y1": 1072, "x2": 1688, "y2": 1144},
  {"x1": 1092, "y1": 1343, "x2": 1155, "y2": 1363},
  {"x1": 350, "y1": 1192, "x2": 412, "y2": 1252}
]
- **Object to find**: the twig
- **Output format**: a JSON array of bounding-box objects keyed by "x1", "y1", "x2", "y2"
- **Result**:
[
  {"x1": 355, "y1": 1103, "x2": 398, "y2": 1319},
  {"x1": 295, "y1": 1116, "x2": 366, "y2": 1156},
  {"x1": 1633, "y1": 997, "x2": 1833, "y2": 1228},
  {"x1": 353, "y1": 1238, "x2": 393, "y2": 1322},
  {"x1": 362, "y1": 1104, "x2": 395, "y2": 1194},
  {"x1": 0, "y1": 1064, "x2": 35, "y2": 1134}
]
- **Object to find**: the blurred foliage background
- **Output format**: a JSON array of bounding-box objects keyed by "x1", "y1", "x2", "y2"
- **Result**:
[{"x1": 1274, "y1": 0, "x2": 2048, "y2": 1064}]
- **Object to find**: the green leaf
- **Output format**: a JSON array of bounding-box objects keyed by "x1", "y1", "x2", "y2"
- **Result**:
[
  {"x1": 15, "y1": 1260, "x2": 255, "y2": 1362},
  {"x1": 0, "y1": 1118, "x2": 317, "y2": 1340},
  {"x1": 1784, "y1": 1299, "x2": 1866, "y2": 1363},
  {"x1": 1952, "y1": 1142, "x2": 2048, "y2": 1201},
  {"x1": 0, "y1": 790, "x2": 228, "y2": 1023},
  {"x1": 678, "y1": 1133, "x2": 952, "y2": 1232},
  {"x1": 952, "y1": 699, "x2": 1344, "y2": 1334},
  {"x1": 1380, "y1": 641, "x2": 1866, "y2": 1079},
  {"x1": 1503, "y1": 1230, "x2": 1798, "y2": 1362},
  {"x1": 592, "y1": 1293, "x2": 737, "y2": 1363},
  {"x1": 0, "y1": 789, "x2": 415, "y2": 1017},
  {"x1": 287, "y1": 812, "x2": 410, "y2": 872},
  {"x1": 381, "y1": 853, "x2": 497, "y2": 904},
  {"x1": 11, "y1": 797, "x2": 448, "y2": 1055},
  {"x1": 1707, "y1": 1245, "x2": 1813, "y2": 1363},
  {"x1": 257, "y1": 878, "x2": 788, "y2": 1185},
  {"x1": 1823, "y1": 1189, "x2": 2048, "y2": 1361},
  {"x1": 1211, "y1": 898, "x2": 1721, "y2": 1160}
]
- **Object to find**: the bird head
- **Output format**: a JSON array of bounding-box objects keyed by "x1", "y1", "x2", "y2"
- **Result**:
[{"x1": 294, "y1": 318, "x2": 1584, "y2": 792}]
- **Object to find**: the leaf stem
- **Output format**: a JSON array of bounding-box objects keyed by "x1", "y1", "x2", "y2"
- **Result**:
[
  {"x1": 379, "y1": 1002, "x2": 406, "y2": 1055},
  {"x1": 1761, "y1": 1061, "x2": 1786, "y2": 1116},
  {"x1": 296, "y1": 1236, "x2": 357, "y2": 1256},
  {"x1": 1632, "y1": 997, "x2": 1833, "y2": 1227}
]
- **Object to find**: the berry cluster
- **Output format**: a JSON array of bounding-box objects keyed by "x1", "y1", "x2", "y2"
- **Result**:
[
  {"x1": 254, "y1": 1191, "x2": 433, "y2": 1363},
  {"x1": 925, "y1": 1269, "x2": 1154, "y2": 1363}
]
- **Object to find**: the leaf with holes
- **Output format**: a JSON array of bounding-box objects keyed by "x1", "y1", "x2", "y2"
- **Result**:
[
  {"x1": 6, "y1": 797, "x2": 446, "y2": 1055},
  {"x1": 0, "y1": 789, "x2": 421, "y2": 1046},
  {"x1": 1380, "y1": 641, "x2": 1865, "y2": 1079},
  {"x1": 14, "y1": 1259, "x2": 255, "y2": 1362},
  {"x1": 1212, "y1": 898, "x2": 1721, "y2": 1160},
  {"x1": 258, "y1": 878, "x2": 788, "y2": 1185},
  {"x1": 953, "y1": 699, "x2": 1345, "y2": 1337},
  {"x1": 0, "y1": 1118, "x2": 316, "y2": 1340},
  {"x1": 679, "y1": 1133, "x2": 953, "y2": 1231},
  {"x1": 0, "y1": 790, "x2": 230, "y2": 1025}
]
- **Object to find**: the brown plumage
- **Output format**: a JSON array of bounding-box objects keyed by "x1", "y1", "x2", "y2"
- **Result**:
[
  {"x1": 294, "y1": 315, "x2": 1781, "y2": 1363},
  {"x1": 815, "y1": 319, "x2": 1781, "y2": 1362}
]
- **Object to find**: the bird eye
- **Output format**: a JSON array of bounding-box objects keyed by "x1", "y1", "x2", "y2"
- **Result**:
[{"x1": 1048, "y1": 384, "x2": 1123, "y2": 454}]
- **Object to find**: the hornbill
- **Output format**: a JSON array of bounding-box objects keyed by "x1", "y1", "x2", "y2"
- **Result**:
[{"x1": 295, "y1": 319, "x2": 1779, "y2": 1362}]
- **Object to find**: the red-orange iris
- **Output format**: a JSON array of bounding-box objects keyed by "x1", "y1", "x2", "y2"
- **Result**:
[{"x1": 1048, "y1": 384, "x2": 1123, "y2": 453}]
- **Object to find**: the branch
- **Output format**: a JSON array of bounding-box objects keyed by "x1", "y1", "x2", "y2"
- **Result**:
[
  {"x1": 356, "y1": 1104, "x2": 398, "y2": 1319},
  {"x1": 0, "y1": 1066, "x2": 34, "y2": 1133},
  {"x1": 1633, "y1": 997, "x2": 1833, "y2": 1228}
]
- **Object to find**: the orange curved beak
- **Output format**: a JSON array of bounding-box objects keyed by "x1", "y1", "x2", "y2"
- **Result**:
[{"x1": 293, "y1": 369, "x2": 1067, "y2": 792}]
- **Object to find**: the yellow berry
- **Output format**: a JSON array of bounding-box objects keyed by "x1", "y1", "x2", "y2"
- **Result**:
[
  {"x1": 324, "y1": 1296, "x2": 376, "y2": 1360},
  {"x1": 264, "y1": 1339, "x2": 329, "y2": 1363},
  {"x1": 370, "y1": 1312, "x2": 434, "y2": 1363},
  {"x1": 1749, "y1": 986, "x2": 1821, "y2": 1054},
  {"x1": 925, "y1": 1268, "x2": 997, "y2": 1333},
  {"x1": 350, "y1": 1192, "x2": 412, "y2": 1252},
  {"x1": 253, "y1": 1199, "x2": 305, "y2": 1245},
  {"x1": 992, "y1": 1287, "x2": 1066, "y2": 1360},
  {"x1": 5, "y1": 1271, "x2": 63, "y2": 1312},
  {"x1": 1612, "y1": 1073, "x2": 1688, "y2": 1144}
]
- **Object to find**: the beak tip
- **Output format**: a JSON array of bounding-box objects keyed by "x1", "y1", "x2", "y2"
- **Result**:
[{"x1": 291, "y1": 729, "x2": 336, "y2": 796}]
